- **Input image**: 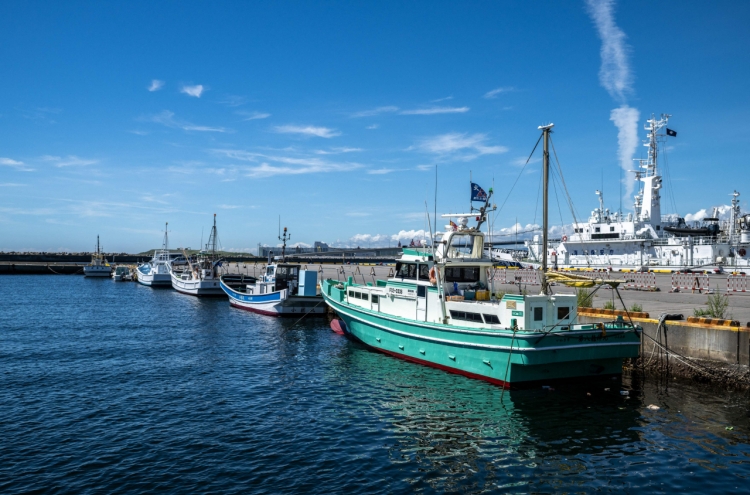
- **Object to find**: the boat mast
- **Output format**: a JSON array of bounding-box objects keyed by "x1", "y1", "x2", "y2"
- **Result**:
[
  {"x1": 539, "y1": 123, "x2": 554, "y2": 295},
  {"x1": 279, "y1": 227, "x2": 289, "y2": 262}
]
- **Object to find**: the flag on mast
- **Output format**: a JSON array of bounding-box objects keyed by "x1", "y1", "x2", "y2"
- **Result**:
[
  {"x1": 666, "y1": 128, "x2": 677, "y2": 137},
  {"x1": 471, "y1": 183, "x2": 487, "y2": 202}
]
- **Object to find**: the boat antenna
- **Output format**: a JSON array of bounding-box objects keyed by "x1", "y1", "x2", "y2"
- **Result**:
[
  {"x1": 434, "y1": 165, "x2": 438, "y2": 242},
  {"x1": 539, "y1": 123, "x2": 554, "y2": 295}
]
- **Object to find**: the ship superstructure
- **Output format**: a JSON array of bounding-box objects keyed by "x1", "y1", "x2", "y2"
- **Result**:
[{"x1": 527, "y1": 114, "x2": 750, "y2": 271}]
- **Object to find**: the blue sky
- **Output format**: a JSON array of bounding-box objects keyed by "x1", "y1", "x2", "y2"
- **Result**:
[{"x1": 1, "y1": 1, "x2": 749, "y2": 253}]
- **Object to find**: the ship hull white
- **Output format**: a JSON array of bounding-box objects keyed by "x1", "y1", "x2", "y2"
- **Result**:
[
  {"x1": 220, "y1": 279, "x2": 325, "y2": 316},
  {"x1": 171, "y1": 274, "x2": 225, "y2": 297},
  {"x1": 137, "y1": 272, "x2": 173, "y2": 287}
]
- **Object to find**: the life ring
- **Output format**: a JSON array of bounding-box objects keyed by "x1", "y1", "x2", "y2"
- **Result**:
[
  {"x1": 740, "y1": 248, "x2": 747, "y2": 257},
  {"x1": 429, "y1": 266, "x2": 437, "y2": 285},
  {"x1": 562, "y1": 235, "x2": 568, "y2": 242}
]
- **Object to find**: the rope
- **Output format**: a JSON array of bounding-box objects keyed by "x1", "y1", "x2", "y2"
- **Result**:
[
  {"x1": 500, "y1": 326, "x2": 518, "y2": 399},
  {"x1": 493, "y1": 133, "x2": 543, "y2": 224},
  {"x1": 288, "y1": 299, "x2": 326, "y2": 328}
]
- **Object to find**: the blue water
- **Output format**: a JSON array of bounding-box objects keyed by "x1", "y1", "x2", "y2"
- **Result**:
[{"x1": 1, "y1": 275, "x2": 749, "y2": 493}]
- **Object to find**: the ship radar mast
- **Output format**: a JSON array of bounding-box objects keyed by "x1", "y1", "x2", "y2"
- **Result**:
[{"x1": 634, "y1": 114, "x2": 671, "y2": 229}]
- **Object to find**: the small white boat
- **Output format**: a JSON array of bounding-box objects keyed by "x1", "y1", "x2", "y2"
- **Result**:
[
  {"x1": 112, "y1": 265, "x2": 132, "y2": 281},
  {"x1": 170, "y1": 214, "x2": 225, "y2": 297},
  {"x1": 84, "y1": 236, "x2": 111, "y2": 277},
  {"x1": 137, "y1": 222, "x2": 174, "y2": 287},
  {"x1": 220, "y1": 227, "x2": 325, "y2": 316}
]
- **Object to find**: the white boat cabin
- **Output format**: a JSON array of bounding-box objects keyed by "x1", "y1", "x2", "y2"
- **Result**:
[{"x1": 342, "y1": 226, "x2": 577, "y2": 331}]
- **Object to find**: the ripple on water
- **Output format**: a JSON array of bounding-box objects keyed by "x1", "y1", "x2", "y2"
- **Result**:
[{"x1": 0, "y1": 275, "x2": 749, "y2": 493}]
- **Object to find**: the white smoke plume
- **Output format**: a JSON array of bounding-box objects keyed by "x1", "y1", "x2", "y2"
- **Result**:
[
  {"x1": 610, "y1": 105, "x2": 640, "y2": 198},
  {"x1": 586, "y1": 0, "x2": 639, "y2": 206}
]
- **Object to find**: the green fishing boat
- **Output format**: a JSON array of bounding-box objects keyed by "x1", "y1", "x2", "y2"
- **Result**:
[{"x1": 321, "y1": 124, "x2": 642, "y2": 387}]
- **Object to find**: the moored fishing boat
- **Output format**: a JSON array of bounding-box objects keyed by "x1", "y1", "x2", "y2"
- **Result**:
[
  {"x1": 83, "y1": 236, "x2": 111, "y2": 277},
  {"x1": 170, "y1": 214, "x2": 225, "y2": 297},
  {"x1": 320, "y1": 124, "x2": 642, "y2": 388},
  {"x1": 137, "y1": 223, "x2": 174, "y2": 287},
  {"x1": 220, "y1": 227, "x2": 325, "y2": 316},
  {"x1": 112, "y1": 265, "x2": 132, "y2": 281}
]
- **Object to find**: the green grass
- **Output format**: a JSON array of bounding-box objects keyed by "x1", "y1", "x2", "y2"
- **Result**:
[
  {"x1": 629, "y1": 303, "x2": 643, "y2": 313},
  {"x1": 576, "y1": 288, "x2": 593, "y2": 308},
  {"x1": 694, "y1": 293, "x2": 730, "y2": 319},
  {"x1": 603, "y1": 300, "x2": 616, "y2": 310}
]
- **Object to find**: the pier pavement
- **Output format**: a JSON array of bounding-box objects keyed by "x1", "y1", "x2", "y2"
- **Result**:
[{"x1": 224, "y1": 262, "x2": 750, "y2": 325}]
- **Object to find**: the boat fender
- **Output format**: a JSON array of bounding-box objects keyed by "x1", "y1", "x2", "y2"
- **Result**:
[
  {"x1": 740, "y1": 248, "x2": 747, "y2": 257},
  {"x1": 562, "y1": 235, "x2": 568, "y2": 242},
  {"x1": 429, "y1": 266, "x2": 437, "y2": 285},
  {"x1": 597, "y1": 322, "x2": 606, "y2": 337}
]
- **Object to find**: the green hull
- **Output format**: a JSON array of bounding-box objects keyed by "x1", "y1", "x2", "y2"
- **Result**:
[{"x1": 322, "y1": 279, "x2": 641, "y2": 387}]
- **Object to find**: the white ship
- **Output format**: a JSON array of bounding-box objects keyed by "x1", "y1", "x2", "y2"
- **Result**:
[
  {"x1": 137, "y1": 223, "x2": 174, "y2": 287},
  {"x1": 170, "y1": 214, "x2": 225, "y2": 297},
  {"x1": 527, "y1": 114, "x2": 750, "y2": 272},
  {"x1": 83, "y1": 236, "x2": 111, "y2": 277}
]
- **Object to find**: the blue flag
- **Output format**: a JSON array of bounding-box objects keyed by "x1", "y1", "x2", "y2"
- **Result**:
[{"x1": 471, "y1": 183, "x2": 487, "y2": 202}]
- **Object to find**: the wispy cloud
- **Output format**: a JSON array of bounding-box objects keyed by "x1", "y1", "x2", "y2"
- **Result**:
[
  {"x1": 586, "y1": 0, "x2": 639, "y2": 200},
  {"x1": 180, "y1": 84, "x2": 205, "y2": 98},
  {"x1": 352, "y1": 106, "x2": 400, "y2": 118},
  {"x1": 19, "y1": 107, "x2": 61, "y2": 124},
  {"x1": 400, "y1": 106, "x2": 469, "y2": 115},
  {"x1": 314, "y1": 147, "x2": 362, "y2": 155},
  {"x1": 412, "y1": 132, "x2": 508, "y2": 160},
  {"x1": 211, "y1": 148, "x2": 362, "y2": 178},
  {"x1": 0, "y1": 182, "x2": 26, "y2": 187},
  {"x1": 366, "y1": 124, "x2": 379, "y2": 130},
  {"x1": 0, "y1": 157, "x2": 34, "y2": 172},
  {"x1": 483, "y1": 87, "x2": 515, "y2": 99},
  {"x1": 585, "y1": 0, "x2": 633, "y2": 103},
  {"x1": 218, "y1": 204, "x2": 242, "y2": 209},
  {"x1": 273, "y1": 125, "x2": 341, "y2": 138},
  {"x1": 510, "y1": 156, "x2": 541, "y2": 167},
  {"x1": 431, "y1": 96, "x2": 454, "y2": 103},
  {"x1": 219, "y1": 95, "x2": 248, "y2": 107},
  {"x1": 367, "y1": 168, "x2": 396, "y2": 175},
  {"x1": 147, "y1": 110, "x2": 230, "y2": 133},
  {"x1": 41, "y1": 155, "x2": 99, "y2": 168},
  {"x1": 148, "y1": 79, "x2": 164, "y2": 92},
  {"x1": 235, "y1": 110, "x2": 271, "y2": 121}
]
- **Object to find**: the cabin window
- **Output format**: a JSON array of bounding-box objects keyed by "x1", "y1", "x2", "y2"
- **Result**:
[
  {"x1": 417, "y1": 286, "x2": 426, "y2": 297},
  {"x1": 361, "y1": 293, "x2": 369, "y2": 301},
  {"x1": 372, "y1": 295, "x2": 379, "y2": 304},
  {"x1": 418, "y1": 264, "x2": 430, "y2": 280},
  {"x1": 348, "y1": 290, "x2": 354, "y2": 298},
  {"x1": 595, "y1": 227, "x2": 601, "y2": 233},
  {"x1": 483, "y1": 314, "x2": 500, "y2": 324},
  {"x1": 266, "y1": 267, "x2": 274, "y2": 275},
  {"x1": 394, "y1": 262, "x2": 417, "y2": 279},
  {"x1": 444, "y1": 266, "x2": 480, "y2": 283},
  {"x1": 573, "y1": 250, "x2": 578, "y2": 255},
  {"x1": 450, "y1": 310, "x2": 483, "y2": 322},
  {"x1": 656, "y1": 225, "x2": 661, "y2": 231},
  {"x1": 447, "y1": 233, "x2": 484, "y2": 259},
  {"x1": 600, "y1": 249, "x2": 605, "y2": 255},
  {"x1": 557, "y1": 307, "x2": 570, "y2": 320},
  {"x1": 533, "y1": 307, "x2": 543, "y2": 321}
]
